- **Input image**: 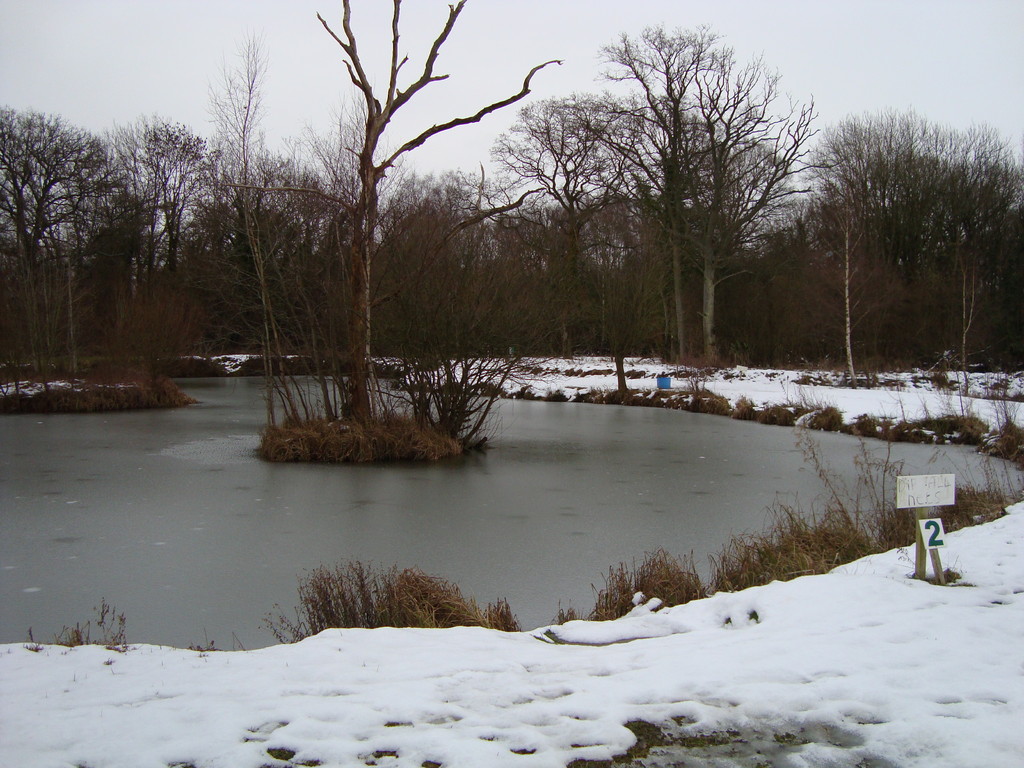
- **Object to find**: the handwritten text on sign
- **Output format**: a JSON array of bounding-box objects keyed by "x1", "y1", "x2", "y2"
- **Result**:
[{"x1": 896, "y1": 474, "x2": 955, "y2": 509}]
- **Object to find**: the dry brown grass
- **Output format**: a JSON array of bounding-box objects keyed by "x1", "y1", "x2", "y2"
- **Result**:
[
  {"x1": 259, "y1": 417, "x2": 463, "y2": 463},
  {"x1": 708, "y1": 488, "x2": 1012, "y2": 595},
  {"x1": 942, "y1": 485, "x2": 1015, "y2": 532},
  {"x1": 804, "y1": 406, "x2": 845, "y2": 432},
  {"x1": 730, "y1": 396, "x2": 758, "y2": 421},
  {"x1": 377, "y1": 568, "x2": 494, "y2": 629},
  {"x1": 914, "y1": 414, "x2": 989, "y2": 445},
  {"x1": 266, "y1": 562, "x2": 520, "y2": 642},
  {"x1": 755, "y1": 404, "x2": 800, "y2": 426},
  {"x1": 710, "y1": 505, "x2": 877, "y2": 593},
  {"x1": 588, "y1": 379, "x2": 1020, "y2": 468},
  {"x1": 0, "y1": 375, "x2": 195, "y2": 414},
  {"x1": 27, "y1": 599, "x2": 129, "y2": 652},
  {"x1": 848, "y1": 414, "x2": 885, "y2": 438},
  {"x1": 576, "y1": 387, "x2": 733, "y2": 416},
  {"x1": 586, "y1": 550, "x2": 706, "y2": 622},
  {"x1": 711, "y1": 434, "x2": 1017, "y2": 592},
  {"x1": 984, "y1": 421, "x2": 1024, "y2": 468},
  {"x1": 858, "y1": 413, "x2": 989, "y2": 446},
  {"x1": 682, "y1": 387, "x2": 732, "y2": 416}
]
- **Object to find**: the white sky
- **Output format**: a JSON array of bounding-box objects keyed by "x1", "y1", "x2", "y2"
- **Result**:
[{"x1": 1, "y1": 0, "x2": 1022, "y2": 175}]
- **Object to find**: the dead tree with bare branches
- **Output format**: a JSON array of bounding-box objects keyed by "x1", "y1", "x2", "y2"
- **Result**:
[{"x1": 317, "y1": 0, "x2": 560, "y2": 423}]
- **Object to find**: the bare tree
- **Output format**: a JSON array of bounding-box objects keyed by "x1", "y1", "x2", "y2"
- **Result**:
[
  {"x1": 375, "y1": 174, "x2": 547, "y2": 446},
  {"x1": 813, "y1": 120, "x2": 872, "y2": 385},
  {"x1": 493, "y1": 94, "x2": 622, "y2": 270},
  {"x1": 110, "y1": 116, "x2": 206, "y2": 281},
  {"x1": 943, "y1": 126, "x2": 1019, "y2": 393},
  {"x1": 316, "y1": 0, "x2": 559, "y2": 422},
  {"x1": 813, "y1": 112, "x2": 1021, "y2": 368},
  {"x1": 493, "y1": 93, "x2": 623, "y2": 354},
  {"x1": 582, "y1": 203, "x2": 664, "y2": 395},
  {"x1": 208, "y1": 35, "x2": 287, "y2": 423},
  {"x1": 687, "y1": 50, "x2": 815, "y2": 359},
  {"x1": 601, "y1": 26, "x2": 720, "y2": 362},
  {"x1": 0, "y1": 108, "x2": 110, "y2": 376},
  {"x1": 602, "y1": 26, "x2": 815, "y2": 360}
]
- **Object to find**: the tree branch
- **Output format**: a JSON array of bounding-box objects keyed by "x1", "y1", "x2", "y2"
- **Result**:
[
  {"x1": 223, "y1": 181, "x2": 354, "y2": 212},
  {"x1": 383, "y1": 59, "x2": 562, "y2": 171},
  {"x1": 318, "y1": 8, "x2": 379, "y2": 114},
  {"x1": 441, "y1": 188, "x2": 540, "y2": 245},
  {"x1": 389, "y1": 0, "x2": 467, "y2": 114}
]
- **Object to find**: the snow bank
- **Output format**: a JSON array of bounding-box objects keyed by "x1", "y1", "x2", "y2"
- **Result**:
[{"x1": 512, "y1": 357, "x2": 1024, "y2": 432}]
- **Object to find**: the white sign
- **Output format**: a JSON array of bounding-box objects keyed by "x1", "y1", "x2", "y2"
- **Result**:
[
  {"x1": 896, "y1": 474, "x2": 956, "y2": 509},
  {"x1": 918, "y1": 518, "x2": 947, "y2": 549}
]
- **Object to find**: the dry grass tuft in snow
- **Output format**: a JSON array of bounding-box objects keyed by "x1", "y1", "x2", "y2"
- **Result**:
[{"x1": 266, "y1": 562, "x2": 521, "y2": 642}]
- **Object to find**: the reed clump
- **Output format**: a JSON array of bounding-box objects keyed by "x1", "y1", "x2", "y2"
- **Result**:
[
  {"x1": 682, "y1": 387, "x2": 732, "y2": 416},
  {"x1": 586, "y1": 550, "x2": 705, "y2": 622},
  {"x1": 259, "y1": 417, "x2": 463, "y2": 463},
  {"x1": 730, "y1": 396, "x2": 758, "y2": 421},
  {"x1": 755, "y1": 404, "x2": 800, "y2": 426},
  {"x1": 0, "y1": 375, "x2": 195, "y2": 414},
  {"x1": 983, "y1": 420, "x2": 1024, "y2": 469},
  {"x1": 803, "y1": 406, "x2": 845, "y2": 432},
  {"x1": 266, "y1": 562, "x2": 520, "y2": 643},
  {"x1": 710, "y1": 505, "x2": 877, "y2": 593}
]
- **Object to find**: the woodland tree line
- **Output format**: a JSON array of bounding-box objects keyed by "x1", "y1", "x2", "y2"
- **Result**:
[{"x1": 2, "y1": 11, "x2": 1022, "y2": 447}]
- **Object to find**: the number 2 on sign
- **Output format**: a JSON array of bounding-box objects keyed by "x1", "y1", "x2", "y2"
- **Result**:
[{"x1": 919, "y1": 518, "x2": 946, "y2": 549}]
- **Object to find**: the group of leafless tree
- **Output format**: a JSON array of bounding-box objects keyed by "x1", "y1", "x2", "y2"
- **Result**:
[{"x1": 2, "y1": 1, "x2": 1022, "y2": 448}]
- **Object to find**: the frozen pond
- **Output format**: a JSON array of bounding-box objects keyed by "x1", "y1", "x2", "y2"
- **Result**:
[{"x1": 1, "y1": 377, "x2": 1016, "y2": 648}]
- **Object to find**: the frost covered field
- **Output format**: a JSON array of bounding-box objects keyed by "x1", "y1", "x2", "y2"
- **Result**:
[
  {"x1": 2, "y1": 503, "x2": 1023, "y2": 768},
  {"x1": 2, "y1": 358, "x2": 1022, "y2": 767}
]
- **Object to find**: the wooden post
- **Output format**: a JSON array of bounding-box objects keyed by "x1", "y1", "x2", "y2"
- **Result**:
[
  {"x1": 914, "y1": 507, "x2": 928, "y2": 580},
  {"x1": 929, "y1": 548, "x2": 946, "y2": 585},
  {"x1": 916, "y1": 511, "x2": 948, "y2": 584}
]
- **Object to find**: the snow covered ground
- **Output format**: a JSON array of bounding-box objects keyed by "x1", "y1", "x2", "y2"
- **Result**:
[
  {"x1": 511, "y1": 357, "x2": 1024, "y2": 431},
  {"x1": 2, "y1": 502, "x2": 1022, "y2": 768}
]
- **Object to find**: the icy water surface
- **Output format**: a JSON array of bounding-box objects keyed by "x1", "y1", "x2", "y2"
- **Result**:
[{"x1": 1, "y1": 377, "x2": 1017, "y2": 648}]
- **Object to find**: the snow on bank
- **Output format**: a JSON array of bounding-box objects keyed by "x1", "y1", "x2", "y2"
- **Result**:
[
  {"x1": 512, "y1": 357, "x2": 1024, "y2": 431},
  {"x1": 210, "y1": 354, "x2": 259, "y2": 375},
  {"x1": 0, "y1": 379, "x2": 136, "y2": 397},
  {"x1": 3, "y1": 503, "x2": 1022, "y2": 768}
]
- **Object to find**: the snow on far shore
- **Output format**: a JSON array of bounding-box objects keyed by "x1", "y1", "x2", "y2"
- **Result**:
[
  {"x1": 2, "y1": 503, "x2": 1022, "y2": 768},
  {"x1": 512, "y1": 357, "x2": 1024, "y2": 431}
]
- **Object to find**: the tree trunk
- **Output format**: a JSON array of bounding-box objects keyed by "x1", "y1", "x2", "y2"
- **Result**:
[
  {"x1": 346, "y1": 168, "x2": 376, "y2": 423},
  {"x1": 346, "y1": 293, "x2": 371, "y2": 421},
  {"x1": 844, "y1": 228, "x2": 856, "y2": 387},
  {"x1": 701, "y1": 249, "x2": 717, "y2": 361},
  {"x1": 670, "y1": 237, "x2": 685, "y2": 363},
  {"x1": 66, "y1": 257, "x2": 77, "y2": 374},
  {"x1": 614, "y1": 353, "x2": 628, "y2": 397},
  {"x1": 959, "y1": 247, "x2": 975, "y2": 400}
]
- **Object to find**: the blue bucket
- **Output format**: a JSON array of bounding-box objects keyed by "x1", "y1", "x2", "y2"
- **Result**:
[{"x1": 656, "y1": 376, "x2": 672, "y2": 389}]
